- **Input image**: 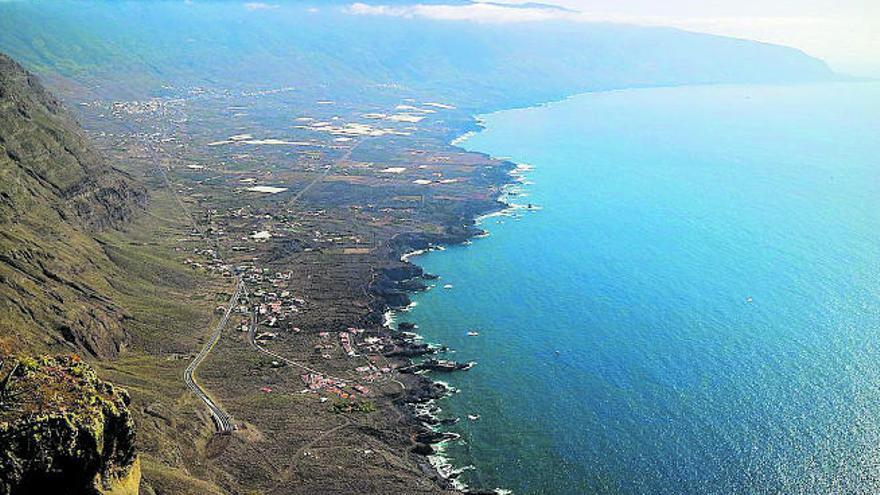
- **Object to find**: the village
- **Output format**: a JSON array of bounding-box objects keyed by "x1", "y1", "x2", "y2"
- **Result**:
[{"x1": 73, "y1": 78, "x2": 507, "y2": 493}]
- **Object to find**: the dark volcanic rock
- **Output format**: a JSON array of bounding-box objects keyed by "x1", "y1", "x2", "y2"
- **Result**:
[
  {"x1": 373, "y1": 263, "x2": 433, "y2": 306},
  {"x1": 401, "y1": 359, "x2": 474, "y2": 374},
  {"x1": 411, "y1": 443, "x2": 434, "y2": 456},
  {"x1": 0, "y1": 355, "x2": 140, "y2": 495},
  {"x1": 397, "y1": 278, "x2": 429, "y2": 292},
  {"x1": 404, "y1": 379, "x2": 449, "y2": 403},
  {"x1": 382, "y1": 264, "x2": 424, "y2": 281},
  {"x1": 415, "y1": 430, "x2": 460, "y2": 444},
  {"x1": 374, "y1": 289, "x2": 411, "y2": 309},
  {"x1": 385, "y1": 342, "x2": 434, "y2": 358}
]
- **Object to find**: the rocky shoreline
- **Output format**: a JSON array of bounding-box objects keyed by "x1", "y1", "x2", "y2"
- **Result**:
[{"x1": 362, "y1": 145, "x2": 520, "y2": 493}]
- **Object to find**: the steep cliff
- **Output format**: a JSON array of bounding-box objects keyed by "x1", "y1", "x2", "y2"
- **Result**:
[
  {"x1": 0, "y1": 52, "x2": 147, "y2": 358},
  {"x1": 0, "y1": 355, "x2": 139, "y2": 495}
]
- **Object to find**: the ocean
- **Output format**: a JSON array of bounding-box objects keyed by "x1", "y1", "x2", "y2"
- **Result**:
[{"x1": 402, "y1": 83, "x2": 880, "y2": 494}]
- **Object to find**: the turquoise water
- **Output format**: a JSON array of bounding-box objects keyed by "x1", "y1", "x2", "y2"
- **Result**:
[{"x1": 405, "y1": 83, "x2": 880, "y2": 494}]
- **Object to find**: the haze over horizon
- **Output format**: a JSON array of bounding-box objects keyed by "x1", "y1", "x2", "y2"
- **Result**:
[
  {"x1": 540, "y1": 0, "x2": 879, "y2": 77},
  {"x1": 349, "y1": 0, "x2": 879, "y2": 77},
  {"x1": 1, "y1": 1, "x2": 878, "y2": 494}
]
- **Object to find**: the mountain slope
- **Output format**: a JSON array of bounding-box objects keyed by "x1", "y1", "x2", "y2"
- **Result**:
[
  {"x1": 0, "y1": 53, "x2": 146, "y2": 358},
  {"x1": 0, "y1": 1, "x2": 836, "y2": 108}
]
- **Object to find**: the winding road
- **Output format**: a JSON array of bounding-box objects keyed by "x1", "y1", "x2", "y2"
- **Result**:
[
  {"x1": 183, "y1": 277, "x2": 243, "y2": 433},
  {"x1": 157, "y1": 127, "x2": 374, "y2": 433},
  {"x1": 127, "y1": 109, "x2": 240, "y2": 434}
]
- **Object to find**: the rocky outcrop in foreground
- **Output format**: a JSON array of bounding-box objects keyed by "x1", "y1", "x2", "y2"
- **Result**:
[{"x1": 0, "y1": 355, "x2": 139, "y2": 495}]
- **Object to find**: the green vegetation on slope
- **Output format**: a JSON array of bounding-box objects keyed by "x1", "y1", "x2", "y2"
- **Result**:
[
  {"x1": 0, "y1": 1, "x2": 836, "y2": 108},
  {"x1": 0, "y1": 49, "x2": 242, "y2": 493},
  {"x1": 0, "y1": 52, "x2": 146, "y2": 358},
  {"x1": 0, "y1": 354, "x2": 139, "y2": 495}
]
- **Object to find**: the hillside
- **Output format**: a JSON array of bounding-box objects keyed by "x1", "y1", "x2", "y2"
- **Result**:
[
  {"x1": 0, "y1": 1, "x2": 835, "y2": 108},
  {"x1": 0, "y1": 3, "x2": 850, "y2": 494},
  {"x1": 0, "y1": 53, "x2": 146, "y2": 358},
  {"x1": 0, "y1": 51, "x2": 238, "y2": 495}
]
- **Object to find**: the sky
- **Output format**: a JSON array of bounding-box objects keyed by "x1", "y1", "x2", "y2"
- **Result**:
[{"x1": 346, "y1": 0, "x2": 880, "y2": 77}]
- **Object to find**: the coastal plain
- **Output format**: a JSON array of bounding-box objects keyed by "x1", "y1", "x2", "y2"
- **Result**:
[
  {"x1": 0, "y1": 2, "x2": 843, "y2": 493},
  {"x1": 65, "y1": 79, "x2": 512, "y2": 494}
]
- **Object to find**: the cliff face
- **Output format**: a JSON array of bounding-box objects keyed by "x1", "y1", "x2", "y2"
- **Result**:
[
  {"x1": 0, "y1": 52, "x2": 147, "y2": 358},
  {"x1": 0, "y1": 355, "x2": 139, "y2": 495}
]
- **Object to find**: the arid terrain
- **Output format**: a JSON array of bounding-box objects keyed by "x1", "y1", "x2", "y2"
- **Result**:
[
  {"x1": 0, "y1": 2, "x2": 843, "y2": 493},
  {"x1": 2, "y1": 51, "x2": 511, "y2": 494}
]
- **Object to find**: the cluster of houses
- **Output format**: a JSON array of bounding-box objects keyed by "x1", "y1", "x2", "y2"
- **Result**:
[
  {"x1": 300, "y1": 373, "x2": 368, "y2": 399},
  {"x1": 240, "y1": 268, "x2": 386, "y2": 399},
  {"x1": 355, "y1": 357, "x2": 395, "y2": 384},
  {"x1": 106, "y1": 97, "x2": 181, "y2": 117},
  {"x1": 339, "y1": 330, "x2": 357, "y2": 357},
  {"x1": 315, "y1": 332, "x2": 335, "y2": 360},
  {"x1": 182, "y1": 245, "x2": 238, "y2": 276},
  {"x1": 244, "y1": 271, "x2": 308, "y2": 334},
  {"x1": 169, "y1": 193, "x2": 413, "y2": 402}
]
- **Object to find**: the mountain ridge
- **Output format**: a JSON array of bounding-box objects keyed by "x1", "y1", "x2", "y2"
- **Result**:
[
  {"x1": 0, "y1": 1, "x2": 836, "y2": 108},
  {"x1": 0, "y1": 52, "x2": 146, "y2": 359}
]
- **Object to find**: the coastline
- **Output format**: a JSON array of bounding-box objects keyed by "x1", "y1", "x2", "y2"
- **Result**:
[
  {"x1": 370, "y1": 116, "x2": 537, "y2": 494},
  {"x1": 220, "y1": 81, "x2": 880, "y2": 495},
  {"x1": 368, "y1": 82, "x2": 880, "y2": 494}
]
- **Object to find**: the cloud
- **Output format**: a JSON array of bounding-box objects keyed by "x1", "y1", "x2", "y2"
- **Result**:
[
  {"x1": 346, "y1": 2, "x2": 572, "y2": 23},
  {"x1": 344, "y1": 1, "x2": 879, "y2": 76},
  {"x1": 346, "y1": 2, "x2": 786, "y2": 25},
  {"x1": 244, "y1": 2, "x2": 279, "y2": 11},
  {"x1": 345, "y1": 2, "x2": 852, "y2": 35},
  {"x1": 345, "y1": 2, "x2": 829, "y2": 29}
]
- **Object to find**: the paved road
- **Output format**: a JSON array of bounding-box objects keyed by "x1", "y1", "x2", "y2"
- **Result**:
[
  {"x1": 170, "y1": 132, "x2": 366, "y2": 432},
  {"x1": 246, "y1": 299, "x2": 329, "y2": 377},
  {"x1": 184, "y1": 278, "x2": 243, "y2": 433},
  {"x1": 124, "y1": 114, "x2": 239, "y2": 434}
]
